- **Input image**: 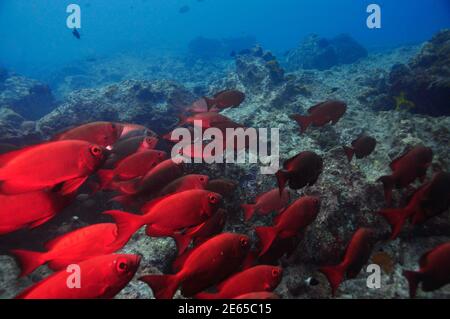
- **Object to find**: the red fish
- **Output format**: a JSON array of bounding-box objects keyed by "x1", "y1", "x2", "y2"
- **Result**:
[
  {"x1": 403, "y1": 242, "x2": 450, "y2": 298},
  {"x1": 119, "y1": 123, "x2": 152, "y2": 139},
  {"x1": 234, "y1": 291, "x2": 280, "y2": 299},
  {"x1": 379, "y1": 171, "x2": 450, "y2": 239},
  {"x1": 105, "y1": 190, "x2": 222, "y2": 245},
  {"x1": 177, "y1": 112, "x2": 239, "y2": 129},
  {"x1": 241, "y1": 188, "x2": 290, "y2": 221},
  {"x1": 0, "y1": 190, "x2": 75, "y2": 235},
  {"x1": 206, "y1": 179, "x2": 237, "y2": 197},
  {"x1": 343, "y1": 135, "x2": 377, "y2": 162},
  {"x1": 186, "y1": 98, "x2": 220, "y2": 113},
  {"x1": 290, "y1": 100, "x2": 347, "y2": 133},
  {"x1": 163, "y1": 127, "x2": 197, "y2": 144},
  {"x1": 0, "y1": 140, "x2": 106, "y2": 195},
  {"x1": 195, "y1": 265, "x2": 282, "y2": 299},
  {"x1": 156, "y1": 174, "x2": 209, "y2": 197},
  {"x1": 378, "y1": 145, "x2": 433, "y2": 205},
  {"x1": 139, "y1": 233, "x2": 250, "y2": 299},
  {"x1": 52, "y1": 121, "x2": 123, "y2": 147},
  {"x1": 178, "y1": 142, "x2": 219, "y2": 162},
  {"x1": 204, "y1": 90, "x2": 245, "y2": 111},
  {"x1": 115, "y1": 158, "x2": 184, "y2": 196},
  {"x1": 15, "y1": 254, "x2": 140, "y2": 299},
  {"x1": 255, "y1": 196, "x2": 320, "y2": 256},
  {"x1": 97, "y1": 150, "x2": 167, "y2": 189},
  {"x1": 319, "y1": 228, "x2": 375, "y2": 296},
  {"x1": 10, "y1": 223, "x2": 134, "y2": 277},
  {"x1": 104, "y1": 135, "x2": 158, "y2": 167},
  {"x1": 275, "y1": 151, "x2": 323, "y2": 195},
  {"x1": 171, "y1": 208, "x2": 227, "y2": 257}
]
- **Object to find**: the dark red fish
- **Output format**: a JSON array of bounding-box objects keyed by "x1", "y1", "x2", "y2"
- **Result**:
[
  {"x1": 0, "y1": 190, "x2": 75, "y2": 235},
  {"x1": 186, "y1": 98, "x2": 220, "y2": 113},
  {"x1": 403, "y1": 242, "x2": 450, "y2": 298},
  {"x1": 379, "y1": 171, "x2": 450, "y2": 239},
  {"x1": 177, "y1": 112, "x2": 240, "y2": 129},
  {"x1": 104, "y1": 135, "x2": 158, "y2": 168},
  {"x1": 205, "y1": 178, "x2": 237, "y2": 197},
  {"x1": 234, "y1": 291, "x2": 280, "y2": 299},
  {"x1": 343, "y1": 135, "x2": 377, "y2": 162},
  {"x1": 241, "y1": 188, "x2": 290, "y2": 221},
  {"x1": 105, "y1": 189, "x2": 222, "y2": 245},
  {"x1": 255, "y1": 196, "x2": 320, "y2": 256},
  {"x1": 0, "y1": 140, "x2": 106, "y2": 195},
  {"x1": 378, "y1": 145, "x2": 433, "y2": 205},
  {"x1": 196, "y1": 265, "x2": 282, "y2": 299},
  {"x1": 97, "y1": 150, "x2": 167, "y2": 190},
  {"x1": 10, "y1": 223, "x2": 132, "y2": 277},
  {"x1": 319, "y1": 228, "x2": 375, "y2": 296},
  {"x1": 275, "y1": 151, "x2": 323, "y2": 195},
  {"x1": 204, "y1": 90, "x2": 245, "y2": 111},
  {"x1": 115, "y1": 158, "x2": 184, "y2": 196},
  {"x1": 15, "y1": 254, "x2": 140, "y2": 299},
  {"x1": 119, "y1": 123, "x2": 151, "y2": 139},
  {"x1": 139, "y1": 233, "x2": 250, "y2": 299},
  {"x1": 52, "y1": 121, "x2": 123, "y2": 147},
  {"x1": 156, "y1": 174, "x2": 209, "y2": 197},
  {"x1": 290, "y1": 100, "x2": 347, "y2": 133}
]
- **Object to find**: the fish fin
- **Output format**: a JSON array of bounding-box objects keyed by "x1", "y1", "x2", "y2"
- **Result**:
[
  {"x1": 139, "y1": 274, "x2": 179, "y2": 299},
  {"x1": 96, "y1": 169, "x2": 114, "y2": 190},
  {"x1": 289, "y1": 114, "x2": 310, "y2": 134},
  {"x1": 319, "y1": 263, "x2": 346, "y2": 297},
  {"x1": 255, "y1": 226, "x2": 278, "y2": 257},
  {"x1": 241, "y1": 204, "x2": 256, "y2": 221},
  {"x1": 307, "y1": 101, "x2": 327, "y2": 113},
  {"x1": 403, "y1": 270, "x2": 421, "y2": 298},
  {"x1": 378, "y1": 175, "x2": 395, "y2": 206},
  {"x1": 59, "y1": 176, "x2": 88, "y2": 195},
  {"x1": 172, "y1": 250, "x2": 192, "y2": 273},
  {"x1": 275, "y1": 170, "x2": 289, "y2": 196},
  {"x1": 172, "y1": 233, "x2": 192, "y2": 256},
  {"x1": 379, "y1": 208, "x2": 409, "y2": 240},
  {"x1": 111, "y1": 194, "x2": 135, "y2": 207},
  {"x1": 27, "y1": 214, "x2": 55, "y2": 229},
  {"x1": 103, "y1": 210, "x2": 143, "y2": 245},
  {"x1": 204, "y1": 97, "x2": 217, "y2": 111},
  {"x1": 342, "y1": 146, "x2": 354, "y2": 162},
  {"x1": 10, "y1": 249, "x2": 47, "y2": 278}
]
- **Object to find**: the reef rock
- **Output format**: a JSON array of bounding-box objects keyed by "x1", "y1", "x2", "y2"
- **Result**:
[{"x1": 285, "y1": 34, "x2": 368, "y2": 71}]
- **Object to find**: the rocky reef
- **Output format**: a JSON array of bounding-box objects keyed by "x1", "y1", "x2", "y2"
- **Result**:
[
  {"x1": 368, "y1": 29, "x2": 450, "y2": 116},
  {"x1": 285, "y1": 34, "x2": 368, "y2": 71},
  {"x1": 0, "y1": 31, "x2": 449, "y2": 299}
]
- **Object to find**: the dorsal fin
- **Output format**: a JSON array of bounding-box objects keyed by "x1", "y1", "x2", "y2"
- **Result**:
[{"x1": 307, "y1": 101, "x2": 327, "y2": 114}]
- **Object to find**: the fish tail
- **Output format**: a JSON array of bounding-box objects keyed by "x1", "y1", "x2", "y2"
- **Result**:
[
  {"x1": 139, "y1": 274, "x2": 180, "y2": 299},
  {"x1": 103, "y1": 210, "x2": 143, "y2": 245},
  {"x1": 403, "y1": 270, "x2": 421, "y2": 298},
  {"x1": 10, "y1": 249, "x2": 47, "y2": 278},
  {"x1": 319, "y1": 263, "x2": 347, "y2": 296},
  {"x1": 289, "y1": 114, "x2": 310, "y2": 133},
  {"x1": 172, "y1": 233, "x2": 192, "y2": 256},
  {"x1": 378, "y1": 175, "x2": 395, "y2": 206},
  {"x1": 255, "y1": 226, "x2": 278, "y2": 257},
  {"x1": 342, "y1": 146, "x2": 354, "y2": 162},
  {"x1": 379, "y1": 208, "x2": 409, "y2": 240},
  {"x1": 275, "y1": 169, "x2": 289, "y2": 196},
  {"x1": 96, "y1": 169, "x2": 114, "y2": 190},
  {"x1": 241, "y1": 204, "x2": 256, "y2": 221}
]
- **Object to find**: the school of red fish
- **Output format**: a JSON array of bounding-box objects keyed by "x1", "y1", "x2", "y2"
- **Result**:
[{"x1": 0, "y1": 90, "x2": 449, "y2": 299}]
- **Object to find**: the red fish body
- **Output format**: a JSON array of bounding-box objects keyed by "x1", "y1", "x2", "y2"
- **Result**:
[
  {"x1": 0, "y1": 190, "x2": 75, "y2": 235},
  {"x1": 0, "y1": 140, "x2": 106, "y2": 195},
  {"x1": 378, "y1": 146, "x2": 433, "y2": 205},
  {"x1": 139, "y1": 233, "x2": 250, "y2": 299},
  {"x1": 196, "y1": 265, "x2": 282, "y2": 299},
  {"x1": 156, "y1": 174, "x2": 209, "y2": 197},
  {"x1": 97, "y1": 150, "x2": 167, "y2": 189},
  {"x1": 119, "y1": 123, "x2": 150, "y2": 140},
  {"x1": 104, "y1": 135, "x2": 159, "y2": 168},
  {"x1": 290, "y1": 100, "x2": 347, "y2": 133},
  {"x1": 52, "y1": 122, "x2": 123, "y2": 147},
  {"x1": 241, "y1": 188, "x2": 290, "y2": 221},
  {"x1": 234, "y1": 292, "x2": 280, "y2": 299},
  {"x1": 10, "y1": 223, "x2": 133, "y2": 277},
  {"x1": 319, "y1": 228, "x2": 375, "y2": 296},
  {"x1": 15, "y1": 254, "x2": 140, "y2": 299},
  {"x1": 255, "y1": 196, "x2": 320, "y2": 256},
  {"x1": 275, "y1": 151, "x2": 323, "y2": 195},
  {"x1": 186, "y1": 98, "x2": 220, "y2": 113},
  {"x1": 178, "y1": 112, "x2": 238, "y2": 129},
  {"x1": 204, "y1": 90, "x2": 245, "y2": 111},
  {"x1": 106, "y1": 189, "x2": 222, "y2": 244},
  {"x1": 205, "y1": 179, "x2": 237, "y2": 197},
  {"x1": 403, "y1": 242, "x2": 450, "y2": 298},
  {"x1": 343, "y1": 135, "x2": 377, "y2": 162},
  {"x1": 379, "y1": 171, "x2": 450, "y2": 239}
]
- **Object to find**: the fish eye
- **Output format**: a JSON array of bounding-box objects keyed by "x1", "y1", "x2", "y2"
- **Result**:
[
  {"x1": 272, "y1": 268, "x2": 280, "y2": 277},
  {"x1": 239, "y1": 237, "x2": 249, "y2": 247},
  {"x1": 200, "y1": 177, "x2": 205, "y2": 182},
  {"x1": 116, "y1": 258, "x2": 129, "y2": 273},
  {"x1": 208, "y1": 194, "x2": 218, "y2": 204},
  {"x1": 90, "y1": 146, "x2": 102, "y2": 156}
]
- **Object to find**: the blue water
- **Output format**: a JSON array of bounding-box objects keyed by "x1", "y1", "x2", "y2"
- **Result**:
[{"x1": 0, "y1": 0, "x2": 449, "y2": 78}]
